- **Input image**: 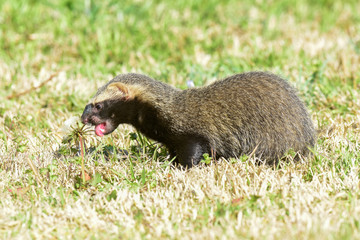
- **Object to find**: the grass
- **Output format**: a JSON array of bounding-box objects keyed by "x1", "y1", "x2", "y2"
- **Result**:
[{"x1": 1, "y1": 0, "x2": 360, "y2": 239}]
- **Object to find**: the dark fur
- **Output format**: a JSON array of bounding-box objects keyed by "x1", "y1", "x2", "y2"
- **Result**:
[{"x1": 81, "y1": 72, "x2": 316, "y2": 167}]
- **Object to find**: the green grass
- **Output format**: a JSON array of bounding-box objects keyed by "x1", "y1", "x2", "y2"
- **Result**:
[{"x1": 1, "y1": 0, "x2": 360, "y2": 239}]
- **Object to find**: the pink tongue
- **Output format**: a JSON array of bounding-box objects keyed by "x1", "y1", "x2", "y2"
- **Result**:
[{"x1": 95, "y1": 123, "x2": 106, "y2": 137}]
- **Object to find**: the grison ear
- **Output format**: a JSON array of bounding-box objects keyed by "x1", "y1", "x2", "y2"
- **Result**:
[{"x1": 107, "y1": 82, "x2": 134, "y2": 100}]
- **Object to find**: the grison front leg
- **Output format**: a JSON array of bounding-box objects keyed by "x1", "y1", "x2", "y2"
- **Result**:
[{"x1": 175, "y1": 139, "x2": 207, "y2": 168}]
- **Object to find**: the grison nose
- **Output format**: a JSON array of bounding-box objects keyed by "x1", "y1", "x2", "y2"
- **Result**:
[
  {"x1": 82, "y1": 118, "x2": 88, "y2": 124},
  {"x1": 81, "y1": 104, "x2": 92, "y2": 124}
]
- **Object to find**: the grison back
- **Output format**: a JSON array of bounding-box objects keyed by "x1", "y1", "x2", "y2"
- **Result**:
[{"x1": 169, "y1": 72, "x2": 315, "y2": 162}]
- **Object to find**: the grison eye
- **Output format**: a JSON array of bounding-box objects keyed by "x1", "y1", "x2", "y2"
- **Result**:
[{"x1": 95, "y1": 103, "x2": 102, "y2": 110}]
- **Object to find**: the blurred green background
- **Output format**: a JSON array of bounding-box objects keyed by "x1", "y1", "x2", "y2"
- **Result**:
[{"x1": 1, "y1": 0, "x2": 359, "y2": 82}]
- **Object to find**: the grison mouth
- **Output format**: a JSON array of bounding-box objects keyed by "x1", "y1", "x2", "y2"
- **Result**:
[{"x1": 95, "y1": 122, "x2": 107, "y2": 137}]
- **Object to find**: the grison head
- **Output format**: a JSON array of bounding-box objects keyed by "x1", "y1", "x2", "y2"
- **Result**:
[{"x1": 81, "y1": 81, "x2": 139, "y2": 137}]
